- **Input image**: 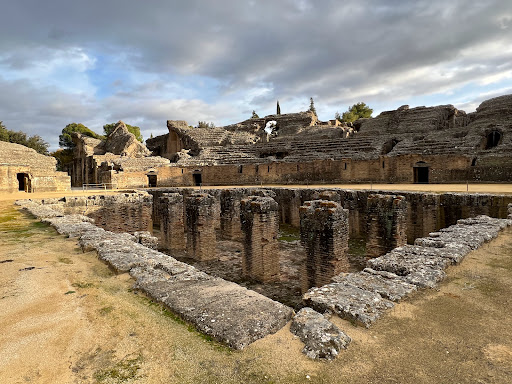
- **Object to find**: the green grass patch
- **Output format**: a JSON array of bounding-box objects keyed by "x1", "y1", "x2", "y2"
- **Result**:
[
  {"x1": 93, "y1": 354, "x2": 143, "y2": 383},
  {"x1": 64, "y1": 290, "x2": 76, "y2": 295},
  {"x1": 99, "y1": 306, "x2": 114, "y2": 316},
  {"x1": 58, "y1": 257, "x2": 73, "y2": 264},
  {"x1": 72, "y1": 282, "x2": 94, "y2": 289},
  {"x1": 278, "y1": 224, "x2": 300, "y2": 242}
]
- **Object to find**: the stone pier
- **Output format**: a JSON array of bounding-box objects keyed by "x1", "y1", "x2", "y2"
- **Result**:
[
  {"x1": 367, "y1": 194, "x2": 407, "y2": 259},
  {"x1": 220, "y1": 189, "x2": 245, "y2": 240},
  {"x1": 185, "y1": 193, "x2": 217, "y2": 261},
  {"x1": 240, "y1": 196, "x2": 280, "y2": 283},
  {"x1": 300, "y1": 200, "x2": 349, "y2": 292},
  {"x1": 160, "y1": 193, "x2": 185, "y2": 253}
]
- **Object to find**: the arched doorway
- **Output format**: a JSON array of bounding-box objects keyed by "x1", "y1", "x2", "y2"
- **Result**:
[
  {"x1": 413, "y1": 161, "x2": 430, "y2": 183},
  {"x1": 17, "y1": 173, "x2": 30, "y2": 192}
]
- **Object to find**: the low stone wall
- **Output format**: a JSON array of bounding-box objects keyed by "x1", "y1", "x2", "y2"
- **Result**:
[
  {"x1": 185, "y1": 193, "x2": 217, "y2": 261},
  {"x1": 160, "y1": 193, "x2": 185, "y2": 253}
]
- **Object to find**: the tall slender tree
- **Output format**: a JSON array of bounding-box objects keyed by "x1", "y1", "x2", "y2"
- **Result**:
[{"x1": 277, "y1": 100, "x2": 281, "y2": 115}]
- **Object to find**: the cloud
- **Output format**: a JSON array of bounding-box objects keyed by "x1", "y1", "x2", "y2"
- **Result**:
[{"x1": 0, "y1": 0, "x2": 511, "y2": 149}]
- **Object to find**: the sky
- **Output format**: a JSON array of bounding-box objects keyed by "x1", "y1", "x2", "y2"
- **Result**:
[{"x1": 1, "y1": 0, "x2": 511, "y2": 150}]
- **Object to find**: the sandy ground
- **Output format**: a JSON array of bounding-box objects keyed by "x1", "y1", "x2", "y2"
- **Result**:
[{"x1": 1, "y1": 186, "x2": 512, "y2": 383}]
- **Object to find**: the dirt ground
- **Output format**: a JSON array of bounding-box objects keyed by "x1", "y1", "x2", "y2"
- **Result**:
[{"x1": 1, "y1": 186, "x2": 512, "y2": 383}]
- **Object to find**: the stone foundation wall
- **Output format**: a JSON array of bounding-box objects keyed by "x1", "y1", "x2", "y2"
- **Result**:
[
  {"x1": 240, "y1": 196, "x2": 280, "y2": 283},
  {"x1": 160, "y1": 193, "x2": 185, "y2": 253},
  {"x1": 185, "y1": 193, "x2": 217, "y2": 260},
  {"x1": 300, "y1": 200, "x2": 349, "y2": 292},
  {"x1": 220, "y1": 189, "x2": 246, "y2": 240},
  {"x1": 366, "y1": 194, "x2": 407, "y2": 258},
  {"x1": 61, "y1": 192, "x2": 153, "y2": 233}
]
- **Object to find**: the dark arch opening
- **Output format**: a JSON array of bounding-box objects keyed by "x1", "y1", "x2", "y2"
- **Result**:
[
  {"x1": 413, "y1": 161, "x2": 429, "y2": 184},
  {"x1": 17, "y1": 173, "x2": 29, "y2": 191},
  {"x1": 147, "y1": 173, "x2": 157, "y2": 187},
  {"x1": 192, "y1": 170, "x2": 202, "y2": 186},
  {"x1": 485, "y1": 130, "x2": 502, "y2": 149},
  {"x1": 471, "y1": 157, "x2": 477, "y2": 166}
]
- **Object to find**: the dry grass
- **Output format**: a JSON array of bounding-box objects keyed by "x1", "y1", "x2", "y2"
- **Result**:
[{"x1": 1, "y1": 187, "x2": 512, "y2": 383}]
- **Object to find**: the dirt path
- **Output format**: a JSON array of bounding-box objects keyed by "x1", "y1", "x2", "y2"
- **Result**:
[{"x1": 1, "y1": 190, "x2": 512, "y2": 383}]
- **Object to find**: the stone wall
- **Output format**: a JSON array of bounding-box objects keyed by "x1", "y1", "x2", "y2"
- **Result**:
[
  {"x1": 0, "y1": 141, "x2": 71, "y2": 193},
  {"x1": 240, "y1": 196, "x2": 280, "y2": 283},
  {"x1": 185, "y1": 193, "x2": 217, "y2": 261},
  {"x1": 160, "y1": 193, "x2": 185, "y2": 253},
  {"x1": 300, "y1": 200, "x2": 349, "y2": 292},
  {"x1": 366, "y1": 194, "x2": 407, "y2": 258}
]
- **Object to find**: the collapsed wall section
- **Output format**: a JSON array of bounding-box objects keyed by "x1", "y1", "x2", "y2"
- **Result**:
[{"x1": 160, "y1": 193, "x2": 185, "y2": 253}]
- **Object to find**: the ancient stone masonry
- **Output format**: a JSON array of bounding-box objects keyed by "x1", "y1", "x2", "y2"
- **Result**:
[
  {"x1": 185, "y1": 193, "x2": 217, "y2": 261},
  {"x1": 160, "y1": 193, "x2": 185, "y2": 253},
  {"x1": 16, "y1": 198, "x2": 294, "y2": 350},
  {"x1": 299, "y1": 200, "x2": 350, "y2": 292},
  {"x1": 240, "y1": 196, "x2": 280, "y2": 283},
  {"x1": 366, "y1": 194, "x2": 407, "y2": 258},
  {"x1": 0, "y1": 141, "x2": 71, "y2": 193},
  {"x1": 509, "y1": 203, "x2": 512, "y2": 219},
  {"x1": 220, "y1": 188, "x2": 245, "y2": 240},
  {"x1": 304, "y1": 215, "x2": 512, "y2": 327}
]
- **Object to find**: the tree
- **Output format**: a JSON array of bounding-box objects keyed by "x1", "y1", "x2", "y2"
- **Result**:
[
  {"x1": 103, "y1": 122, "x2": 143, "y2": 142},
  {"x1": 251, "y1": 110, "x2": 260, "y2": 119},
  {"x1": 0, "y1": 121, "x2": 49, "y2": 154},
  {"x1": 59, "y1": 123, "x2": 102, "y2": 150},
  {"x1": 197, "y1": 121, "x2": 215, "y2": 128},
  {"x1": 277, "y1": 100, "x2": 281, "y2": 115},
  {"x1": 51, "y1": 148, "x2": 73, "y2": 170},
  {"x1": 308, "y1": 97, "x2": 317, "y2": 115},
  {"x1": 337, "y1": 102, "x2": 373, "y2": 123}
]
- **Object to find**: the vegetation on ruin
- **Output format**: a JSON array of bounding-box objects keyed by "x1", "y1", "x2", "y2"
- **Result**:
[
  {"x1": 197, "y1": 121, "x2": 216, "y2": 128},
  {"x1": 50, "y1": 148, "x2": 74, "y2": 170},
  {"x1": 59, "y1": 123, "x2": 103, "y2": 150},
  {"x1": 336, "y1": 102, "x2": 373, "y2": 123},
  {"x1": 103, "y1": 122, "x2": 143, "y2": 142},
  {"x1": 0, "y1": 121, "x2": 50, "y2": 155},
  {"x1": 277, "y1": 100, "x2": 281, "y2": 115},
  {"x1": 252, "y1": 110, "x2": 260, "y2": 119},
  {"x1": 308, "y1": 97, "x2": 317, "y2": 115}
]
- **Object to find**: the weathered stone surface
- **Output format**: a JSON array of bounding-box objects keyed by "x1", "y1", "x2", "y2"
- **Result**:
[
  {"x1": 300, "y1": 200, "x2": 349, "y2": 292},
  {"x1": 185, "y1": 193, "x2": 217, "y2": 261},
  {"x1": 303, "y1": 283, "x2": 394, "y2": 327},
  {"x1": 132, "y1": 266, "x2": 294, "y2": 350},
  {"x1": 290, "y1": 307, "x2": 351, "y2": 360},
  {"x1": 240, "y1": 196, "x2": 280, "y2": 282},
  {"x1": 133, "y1": 231, "x2": 159, "y2": 249},
  {"x1": 508, "y1": 203, "x2": 512, "y2": 219},
  {"x1": 332, "y1": 269, "x2": 417, "y2": 302},
  {"x1": 367, "y1": 194, "x2": 407, "y2": 258}
]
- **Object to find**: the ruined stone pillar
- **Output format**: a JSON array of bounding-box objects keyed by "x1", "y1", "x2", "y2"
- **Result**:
[
  {"x1": 220, "y1": 189, "x2": 245, "y2": 240},
  {"x1": 299, "y1": 200, "x2": 349, "y2": 292},
  {"x1": 185, "y1": 193, "x2": 217, "y2": 261},
  {"x1": 160, "y1": 193, "x2": 185, "y2": 253},
  {"x1": 240, "y1": 196, "x2": 280, "y2": 283},
  {"x1": 508, "y1": 203, "x2": 512, "y2": 220},
  {"x1": 367, "y1": 194, "x2": 407, "y2": 259}
]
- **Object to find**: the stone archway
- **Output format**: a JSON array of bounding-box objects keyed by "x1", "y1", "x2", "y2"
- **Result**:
[{"x1": 17, "y1": 173, "x2": 31, "y2": 192}]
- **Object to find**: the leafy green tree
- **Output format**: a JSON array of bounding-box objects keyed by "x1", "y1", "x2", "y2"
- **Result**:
[
  {"x1": 337, "y1": 102, "x2": 373, "y2": 123},
  {"x1": 0, "y1": 121, "x2": 49, "y2": 154},
  {"x1": 0, "y1": 121, "x2": 9, "y2": 141},
  {"x1": 308, "y1": 97, "x2": 317, "y2": 115},
  {"x1": 51, "y1": 148, "x2": 74, "y2": 170},
  {"x1": 251, "y1": 110, "x2": 260, "y2": 119},
  {"x1": 59, "y1": 123, "x2": 102, "y2": 150},
  {"x1": 103, "y1": 122, "x2": 143, "y2": 142}
]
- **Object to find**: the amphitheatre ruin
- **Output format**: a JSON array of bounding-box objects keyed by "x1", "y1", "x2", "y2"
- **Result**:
[{"x1": 1, "y1": 94, "x2": 512, "y2": 381}]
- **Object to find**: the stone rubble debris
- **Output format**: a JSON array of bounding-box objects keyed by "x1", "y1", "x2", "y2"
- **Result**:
[{"x1": 290, "y1": 307, "x2": 351, "y2": 360}]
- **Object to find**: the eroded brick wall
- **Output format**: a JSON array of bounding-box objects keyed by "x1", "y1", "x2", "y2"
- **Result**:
[
  {"x1": 185, "y1": 193, "x2": 217, "y2": 261},
  {"x1": 240, "y1": 196, "x2": 280, "y2": 283},
  {"x1": 367, "y1": 194, "x2": 407, "y2": 258},
  {"x1": 160, "y1": 193, "x2": 185, "y2": 253},
  {"x1": 220, "y1": 189, "x2": 245, "y2": 240},
  {"x1": 300, "y1": 200, "x2": 349, "y2": 292}
]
